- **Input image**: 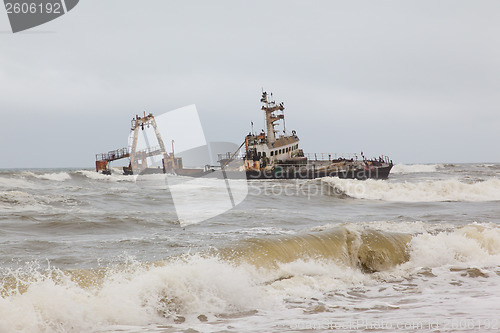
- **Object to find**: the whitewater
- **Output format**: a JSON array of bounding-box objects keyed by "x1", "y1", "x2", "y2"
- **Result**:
[{"x1": 0, "y1": 163, "x2": 499, "y2": 332}]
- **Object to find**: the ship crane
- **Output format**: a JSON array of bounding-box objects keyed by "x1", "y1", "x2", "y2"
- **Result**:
[{"x1": 95, "y1": 112, "x2": 182, "y2": 175}]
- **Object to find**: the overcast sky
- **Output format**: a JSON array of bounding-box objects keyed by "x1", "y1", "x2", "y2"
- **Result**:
[{"x1": 1, "y1": 1, "x2": 499, "y2": 168}]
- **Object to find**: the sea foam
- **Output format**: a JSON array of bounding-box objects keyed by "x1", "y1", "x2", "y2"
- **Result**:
[
  {"x1": 322, "y1": 177, "x2": 500, "y2": 202},
  {"x1": 391, "y1": 163, "x2": 439, "y2": 174},
  {"x1": 24, "y1": 171, "x2": 72, "y2": 182},
  {"x1": 76, "y1": 170, "x2": 138, "y2": 182}
]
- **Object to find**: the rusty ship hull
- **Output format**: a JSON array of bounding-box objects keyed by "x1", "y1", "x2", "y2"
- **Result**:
[{"x1": 244, "y1": 164, "x2": 392, "y2": 180}]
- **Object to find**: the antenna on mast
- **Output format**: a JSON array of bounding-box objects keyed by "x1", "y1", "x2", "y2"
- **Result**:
[{"x1": 282, "y1": 101, "x2": 286, "y2": 134}]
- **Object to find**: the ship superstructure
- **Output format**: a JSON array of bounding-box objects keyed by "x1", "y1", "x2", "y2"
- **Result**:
[
  {"x1": 240, "y1": 91, "x2": 393, "y2": 179},
  {"x1": 244, "y1": 92, "x2": 304, "y2": 172}
]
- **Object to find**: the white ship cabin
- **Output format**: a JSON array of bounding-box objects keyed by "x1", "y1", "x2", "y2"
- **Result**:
[{"x1": 245, "y1": 132, "x2": 300, "y2": 164}]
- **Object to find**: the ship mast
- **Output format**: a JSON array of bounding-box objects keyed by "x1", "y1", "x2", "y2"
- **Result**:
[{"x1": 260, "y1": 91, "x2": 284, "y2": 144}]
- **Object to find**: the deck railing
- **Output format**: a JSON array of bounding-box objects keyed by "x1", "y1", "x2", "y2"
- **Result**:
[
  {"x1": 96, "y1": 147, "x2": 129, "y2": 162},
  {"x1": 305, "y1": 152, "x2": 360, "y2": 161}
]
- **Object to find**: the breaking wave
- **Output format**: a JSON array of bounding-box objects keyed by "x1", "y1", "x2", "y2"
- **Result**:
[
  {"x1": 0, "y1": 224, "x2": 499, "y2": 332},
  {"x1": 406, "y1": 224, "x2": 500, "y2": 268},
  {"x1": 0, "y1": 176, "x2": 34, "y2": 189},
  {"x1": 0, "y1": 190, "x2": 78, "y2": 212},
  {"x1": 76, "y1": 170, "x2": 138, "y2": 182},
  {"x1": 391, "y1": 164, "x2": 439, "y2": 174},
  {"x1": 322, "y1": 177, "x2": 500, "y2": 202},
  {"x1": 24, "y1": 171, "x2": 72, "y2": 182},
  {"x1": 216, "y1": 227, "x2": 411, "y2": 273}
]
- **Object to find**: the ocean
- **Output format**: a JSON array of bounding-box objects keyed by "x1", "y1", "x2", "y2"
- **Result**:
[{"x1": 0, "y1": 163, "x2": 499, "y2": 332}]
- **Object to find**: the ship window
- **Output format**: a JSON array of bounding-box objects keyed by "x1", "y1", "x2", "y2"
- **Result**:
[{"x1": 270, "y1": 151, "x2": 274, "y2": 156}]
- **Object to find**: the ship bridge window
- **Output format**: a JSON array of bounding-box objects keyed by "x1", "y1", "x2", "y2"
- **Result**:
[
  {"x1": 270, "y1": 151, "x2": 274, "y2": 156},
  {"x1": 279, "y1": 149, "x2": 282, "y2": 154}
]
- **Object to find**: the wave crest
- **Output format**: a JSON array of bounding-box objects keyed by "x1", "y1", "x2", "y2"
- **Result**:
[
  {"x1": 391, "y1": 164, "x2": 438, "y2": 174},
  {"x1": 322, "y1": 177, "x2": 500, "y2": 202},
  {"x1": 76, "y1": 170, "x2": 137, "y2": 182},
  {"x1": 24, "y1": 172, "x2": 72, "y2": 182},
  {"x1": 406, "y1": 224, "x2": 500, "y2": 268}
]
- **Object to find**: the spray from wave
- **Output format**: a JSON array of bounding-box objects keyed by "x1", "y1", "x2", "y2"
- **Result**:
[
  {"x1": 391, "y1": 164, "x2": 439, "y2": 174},
  {"x1": 322, "y1": 177, "x2": 500, "y2": 202}
]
